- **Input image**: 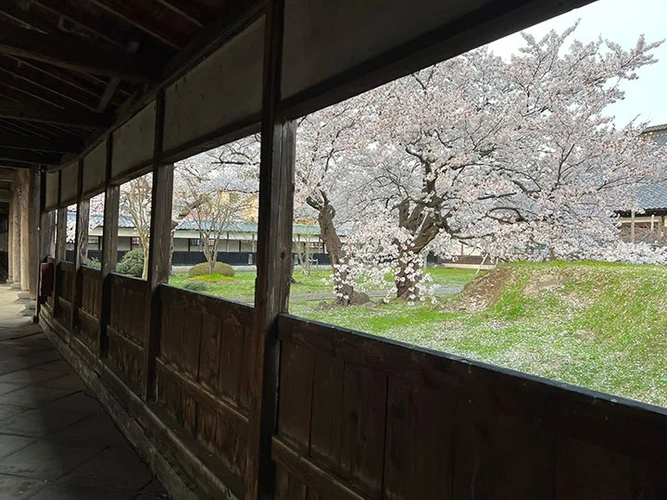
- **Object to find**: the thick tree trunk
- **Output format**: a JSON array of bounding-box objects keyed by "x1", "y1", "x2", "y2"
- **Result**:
[{"x1": 316, "y1": 199, "x2": 368, "y2": 306}]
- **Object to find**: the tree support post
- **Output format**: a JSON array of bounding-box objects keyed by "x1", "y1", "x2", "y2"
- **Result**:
[
  {"x1": 142, "y1": 91, "x2": 173, "y2": 402},
  {"x1": 247, "y1": 0, "x2": 296, "y2": 497}
]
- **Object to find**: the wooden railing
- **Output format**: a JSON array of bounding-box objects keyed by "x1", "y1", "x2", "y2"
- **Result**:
[
  {"x1": 273, "y1": 314, "x2": 667, "y2": 500},
  {"x1": 78, "y1": 267, "x2": 103, "y2": 352},
  {"x1": 55, "y1": 261, "x2": 75, "y2": 326},
  {"x1": 107, "y1": 273, "x2": 149, "y2": 390},
  {"x1": 157, "y1": 285, "x2": 253, "y2": 480},
  {"x1": 42, "y1": 278, "x2": 667, "y2": 499}
]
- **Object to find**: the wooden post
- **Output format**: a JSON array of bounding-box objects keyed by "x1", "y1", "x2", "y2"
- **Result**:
[
  {"x1": 100, "y1": 180, "x2": 120, "y2": 357},
  {"x1": 630, "y1": 209, "x2": 636, "y2": 243},
  {"x1": 247, "y1": 0, "x2": 295, "y2": 497},
  {"x1": 11, "y1": 184, "x2": 21, "y2": 287},
  {"x1": 20, "y1": 170, "x2": 31, "y2": 292},
  {"x1": 7, "y1": 187, "x2": 13, "y2": 284},
  {"x1": 54, "y1": 171, "x2": 66, "y2": 317},
  {"x1": 141, "y1": 91, "x2": 174, "y2": 401},
  {"x1": 28, "y1": 166, "x2": 40, "y2": 302}
]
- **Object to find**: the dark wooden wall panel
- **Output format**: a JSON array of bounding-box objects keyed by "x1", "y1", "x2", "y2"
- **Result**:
[
  {"x1": 55, "y1": 261, "x2": 75, "y2": 326},
  {"x1": 157, "y1": 285, "x2": 254, "y2": 481},
  {"x1": 78, "y1": 267, "x2": 103, "y2": 353},
  {"x1": 108, "y1": 273, "x2": 148, "y2": 388}
]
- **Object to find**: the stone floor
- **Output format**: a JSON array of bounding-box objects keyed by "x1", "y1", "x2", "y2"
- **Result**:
[{"x1": 0, "y1": 284, "x2": 169, "y2": 499}]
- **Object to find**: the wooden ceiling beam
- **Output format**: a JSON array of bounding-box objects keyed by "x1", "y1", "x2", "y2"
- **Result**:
[
  {"x1": 88, "y1": 0, "x2": 183, "y2": 50},
  {"x1": 0, "y1": 23, "x2": 161, "y2": 82},
  {"x1": 0, "y1": 2, "x2": 51, "y2": 34},
  {"x1": 0, "y1": 131, "x2": 81, "y2": 153},
  {"x1": 153, "y1": 0, "x2": 207, "y2": 27},
  {"x1": 0, "y1": 147, "x2": 62, "y2": 166},
  {"x1": 0, "y1": 101, "x2": 112, "y2": 128}
]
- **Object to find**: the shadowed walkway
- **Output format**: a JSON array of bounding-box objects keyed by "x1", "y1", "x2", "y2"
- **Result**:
[{"x1": 0, "y1": 285, "x2": 169, "y2": 500}]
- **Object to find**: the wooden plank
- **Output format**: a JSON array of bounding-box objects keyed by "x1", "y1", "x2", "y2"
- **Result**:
[
  {"x1": 383, "y1": 381, "x2": 455, "y2": 500},
  {"x1": 278, "y1": 315, "x2": 667, "y2": 462},
  {"x1": 554, "y1": 437, "x2": 665, "y2": 499},
  {"x1": 339, "y1": 364, "x2": 387, "y2": 499},
  {"x1": 277, "y1": 339, "x2": 315, "y2": 453},
  {"x1": 272, "y1": 438, "x2": 369, "y2": 500},
  {"x1": 217, "y1": 313, "x2": 247, "y2": 407},
  {"x1": 0, "y1": 22, "x2": 160, "y2": 82},
  {"x1": 275, "y1": 464, "x2": 307, "y2": 500},
  {"x1": 309, "y1": 353, "x2": 345, "y2": 475}
]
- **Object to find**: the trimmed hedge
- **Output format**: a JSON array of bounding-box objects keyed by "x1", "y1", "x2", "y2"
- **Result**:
[{"x1": 188, "y1": 261, "x2": 234, "y2": 278}]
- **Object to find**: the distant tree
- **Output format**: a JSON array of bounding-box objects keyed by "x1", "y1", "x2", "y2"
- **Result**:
[
  {"x1": 174, "y1": 137, "x2": 260, "y2": 275},
  {"x1": 120, "y1": 174, "x2": 152, "y2": 279}
]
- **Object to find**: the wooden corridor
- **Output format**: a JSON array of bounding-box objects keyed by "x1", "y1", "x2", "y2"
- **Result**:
[
  {"x1": 0, "y1": 284, "x2": 168, "y2": 499},
  {"x1": 0, "y1": 0, "x2": 665, "y2": 498}
]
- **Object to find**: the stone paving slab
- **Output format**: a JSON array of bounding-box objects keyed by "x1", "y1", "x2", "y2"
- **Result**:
[{"x1": 0, "y1": 285, "x2": 169, "y2": 500}]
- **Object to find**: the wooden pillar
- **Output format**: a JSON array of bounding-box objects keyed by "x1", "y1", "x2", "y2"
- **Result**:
[
  {"x1": 11, "y1": 184, "x2": 21, "y2": 287},
  {"x1": 54, "y1": 172, "x2": 67, "y2": 317},
  {"x1": 71, "y1": 176, "x2": 90, "y2": 334},
  {"x1": 7, "y1": 188, "x2": 13, "y2": 283},
  {"x1": 141, "y1": 91, "x2": 174, "y2": 401},
  {"x1": 631, "y1": 209, "x2": 636, "y2": 243},
  {"x1": 28, "y1": 166, "x2": 40, "y2": 301},
  {"x1": 247, "y1": 0, "x2": 295, "y2": 497},
  {"x1": 100, "y1": 180, "x2": 119, "y2": 357},
  {"x1": 20, "y1": 170, "x2": 31, "y2": 292}
]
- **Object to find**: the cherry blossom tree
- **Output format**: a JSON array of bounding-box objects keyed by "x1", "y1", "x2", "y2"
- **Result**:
[
  {"x1": 174, "y1": 137, "x2": 260, "y2": 274},
  {"x1": 295, "y1": 100, "x2": 377, "y2": 305},
  {"x1": 340, "y1": 24, "x2": 667, "y2": 299},
  {"x1": 120, "y1": 174, "x2": 152, "y2": 279}
]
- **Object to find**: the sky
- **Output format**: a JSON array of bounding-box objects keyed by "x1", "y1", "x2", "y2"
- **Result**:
[{"x1": 486, "y1": 0, "x2": 667, "y2": 128}]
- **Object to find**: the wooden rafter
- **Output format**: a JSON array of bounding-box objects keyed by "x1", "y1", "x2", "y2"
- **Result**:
[
  {"x1": 0, "y1": 23, "x2": 161, "y2": 82},
  {"x1": 0, "y1": 59, "x2": 99, "y2": 111},
  {"x1": 0, "y1": 147, "x2": 62, "y2": 165},
  {"x1": 0, "y1": 101, "x2": 112, "y2": 128},
  {"x1": 0, "y1": 131, "x2": 81, "y2": 153},
  {"x1": 31, "y1": 0, "x2": 127, "y2": 49},
  {"x1": 88, "y1": 0, "x2": 183, "y2": 50},
  {"x1": 0, "y1": 2, "x2": 51, "y2": 34},
  {"x1": 153, "y1": 0, "x2": 208, "y2": 27}
]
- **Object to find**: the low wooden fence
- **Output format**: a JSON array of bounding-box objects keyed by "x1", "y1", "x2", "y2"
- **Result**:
[
  {"x1": 43, "y1": 273, "x2": 667, "y2": 499},
  {"x1": 158, "y1": 285, "x2": 253, "y2": 481},
  {"x1": 274, "y1": 315, "x2": 667, "y2": 500},
  {"x1": 108, "y1": 273, "x2": 148, "y2": 390}
]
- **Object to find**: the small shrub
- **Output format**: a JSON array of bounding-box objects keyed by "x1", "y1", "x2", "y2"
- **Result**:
[
  {"x1": 85, "y1": 257, "x2": 101, "y2": 270},
  {"x1": 188, "y1": 261, "x2": 235, "y2": 278},
  {"x1": 117, "y1": 249, "x2": 145, "y2": 278},
  {"x1": 183, "y1": 281, "x2": 209, "y2": 292}
]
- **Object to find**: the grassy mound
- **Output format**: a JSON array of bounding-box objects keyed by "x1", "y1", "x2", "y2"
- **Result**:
[
  {"x1": 188, "y1": 262, "x2": 234, "y2": 278},
  {"x1": 439, "y1": 261, "x2": 667, "y2": 406}
]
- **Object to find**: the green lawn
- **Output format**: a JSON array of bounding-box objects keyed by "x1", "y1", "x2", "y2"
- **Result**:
[
  {"x1": 169, "y1": 261, "x2": 667, "y2": 407},
  {"x1": 168, "y1": 266, "x2": 478, "y2": 301}
]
